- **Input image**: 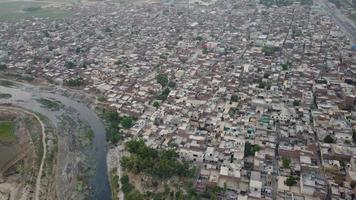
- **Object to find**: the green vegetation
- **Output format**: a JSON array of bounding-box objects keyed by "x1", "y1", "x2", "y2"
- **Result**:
[
  {"x1": 258, "y1": 79, "x2": 271, "y2": 90},
  {"x1": 262, "y1": 46, "x2": 278, "y2": 56},
  {"x1": 0, "y1": 1, "x2": 72, "y2": 20},
  {"x1": 0, "y1": 121, "x2": 15, "y2": 143},
  {"x1": 230, "y1": 94, "x2": 239, "y2": 102},
  {"x1": 157, "y1": 88, "x2": 171, "y2": 101},
  {"x1": 120, "y1": 174, "x2": 134, "y2": 194},
  {"x1": 114, "y1": 60, "x2": 123, "y2": 66},
  {"x1": 282, "y1": 158, "x2": 291, "y2": 168},
  {"x1": 168, "y1": 81, "x2": 176, "y2": 88},
  {"x1": 104, "y1": 109, "x2": 122, "y2": 144},
  {"x1": 0, "y1": 80, "x2": 16, "y2": 87},
  {"x1": 126, "y1": 190, "x2": 144, "y2": 200},
  {"x1": 353, "y1": 130, "x2": 356, "y2": 144},
  {"x1": 103, "y1": 109, "x2": 136, "y2": 144},
  {"x1": 156, "y1": 73, "x2": 169, "y2": 87},
  {"x1": 97, "y1": 96, "x2": 106, "y2": 102},
  {"x1": 110, "y1": 168, "x2": 119, "y2": 200},
  {"x1": 65, "y1": 61, "x2": 76, "y2": 69},
  {"x1": 119, "y1": 174, "x2": 146, "y2": 200},
  {"x1": 23, "y1": 6, "x2": 42, "y2": 12},
  {"x1": 106, "y1": 123, "x2": 121, "y2": 144},
  {"x1": 0, "y1": 64, "x2": 7, "y2": 70},
  {"x1": 121, "y1": 116, "x2": 134, "y2": 129},
  {"x1": 37, "y1": 98, "x2": 64, "y2": 111},
  {"x1": 244, "y1": 142, "x2": 261, "y2": 157},
  {"x1": 328, "y1": 0, "x2": 341, "y2": 8},
  {"x1": 324, "y1": 135, "x2": 335, "y2": 143},
  {"x1": 195, "y1": 36, "x2": 203, "y2": 41},
  {"x1": 86, "y1": 129, "x2": 94, "y2": 142},
  {"x1": 293, "y1": 100, "x2": 300, "y2": 107},
  {"x1": 260, "y1": 0, "x2": 313, "y2": 7},
  {"x1": 104, "y1": 27, "x2": 112, "y2": 33},
  {"x1": 292, "y1": 30, "x2": 303, "y2": 38},
  {"x1": 153, "y1": 101, "x2": 160, "y2": 109},
  {"x1": 200, "y1": 185, "x2": 224, "y2": 200},
  {"x1": 228, "y1": 107, "x2": 240, "y2": 116},
  {"x1": 155, "y1": 74, "x2": 176, "y2": 101},
  {"x1": 285, "y1": 176, "x2": 298, "y2": 186},
  {"x1": 64, "y1": 77, "x2": 84, "y2": 87},
  {"x1": 282, "y1": 62, "x2": 291, "y2": 70},
  {"x1": 120, "y1": 139, "x2": 196, "y2": 179},
  {"x1": 0, "y1": 93, "x2": 12, "y2": 99},
  {"x1": 75, "y1": 181, "x2": 85, "y2": 192}
]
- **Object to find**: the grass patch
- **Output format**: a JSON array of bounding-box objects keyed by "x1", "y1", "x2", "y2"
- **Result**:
[
  {"x1": 0, "y1": 93, "x2": 12, "y2": 99},
  {"x1": 0, "y1": 121, "x2": 15, "y2": 143},
  {"x1": 110, "y1": 168, "x2": 119, "y2": 200},
  {"x1": 86, "y1": 129, "x2": 94, "y2": 142},
  {"x1": 24, "y1": 115, "x2": 43, "y2": 165},
  {"x1": 0, "y1": 1, "x2": 72, "y2": 20},
  {"x1": 37, "y1": 98, "x2": 64, "y2": 111},
  {"x1": 0, "y1": 80, "x2": 17, "y2": 87}
]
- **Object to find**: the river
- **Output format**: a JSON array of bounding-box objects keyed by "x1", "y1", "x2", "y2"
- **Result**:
[{"x1": 0, "y1": 80, "x2": 111, "y2": 200}]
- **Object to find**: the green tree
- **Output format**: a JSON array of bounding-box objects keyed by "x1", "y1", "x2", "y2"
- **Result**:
[
  {"x1": 64, "y1": 77, "x2": 84, "y2": 87},
  {"x1": 106, "y1": 124, "x2": 121, "y2": 144},
  {"x1": 114, "y1": 60, "x2": 123, "y2": 65},
  {"x1": 282, "y1": 158, "x2": 291, "y2": 168},
  {"x1": 244, "y1": 142, "x2": 261, "y2": 157},
  {"x1": 352, "y1": 130, "x2": 356, "y2": 143},
  {"x1": 262, "y1": 46, "x2": 278, "y2": 56},
  {"x1": 0, "y1": 64, "x2": 7, "y2": 70},
  {"x1": 285, "y1": 176, "x2": 298, "y2": 186},
  {"x1": 121, "y1": 116, "x2": 134, "y2": 129},
  {"x1": 120, "y1": 174, "x2": 133, "y2": 194},
  {"x1": 121, "y1": 139, "x2": 193, "y2": 179},
  {"x1": 156, "y1": 74, "x2": 169, "y2": 87},
  {"x1": 230, "y1": 95, "x2": 239, "y2": 102},
  {"x1": 157, "y1": 88, "x2": 171, "y2": 101},
  {"x1": 168, "y1": 81, "x2": 176, "y2": 88},
  {"x1": 293, "y1": 100, "x2": 300, "y2": 107},
  {"x1": 153, "y1": 101, "x2": 160, "y2": 109},
  {"x1": 282, "y1": 63, "x2": 289, "y2": 70},
  {"x1": 126, "y1": 190, "x2": 144, "y2": 200},
  {"x1": 64, "y1": 61, "x2": 76, "y2": 69},
  {"x1": 323, "y1": 135, "x2": 335, "y2": 143},
  {"x1": 103, "y1": 109, "x2": 120, "y2": 124},
  {"x1": 195, "y1": 36, "x2": 203, "y2": 41}
]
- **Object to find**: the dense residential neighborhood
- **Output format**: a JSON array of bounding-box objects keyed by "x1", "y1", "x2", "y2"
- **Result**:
[{"x1": 0, "y1": 0, "x2": 356, "y2": 199}]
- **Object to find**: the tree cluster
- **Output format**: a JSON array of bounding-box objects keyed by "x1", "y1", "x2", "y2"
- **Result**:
[
  {"x1": 103, "y1": 109, "x2": 135, "y2": 144},
  {"x1": 120, "y1": 139, "x2": 196, "y2": 179},
  {"x1": 156, "y1": 74, "x2": 169, "y2": 87},
  {"x1": 285, "y1": 176, "x2": 298, "y2": 186},
  {"x1": 244, "y1": 142, "x2": 261, "y2": 157},
  {"x1": 282, "y1": 158, "x2": 291, "y2": 168},
  {"x1": 262, "y1": 46, "x2": 278, "y2": 56},
  {"x1": 260, "y1": 0, "x2": 313, "y2": 7},
  {"x1": 120, "y1": 175, "x2": 144, "y2": 200},
  {"x1": 281, "y1": 62, "x2": 291, "y2": 71},
  {"x1": 0, "y1": 64, "x2": 7, "y2": 70},
  {"x1": 323, "y1": 135, "x2": 335, "y2": 144},
  {"x1": 64, "y1": 60, "x2": 76, "y2": 69},
  {"x1": 64, "y1": 77, "x2": 84, "y2": 87}
]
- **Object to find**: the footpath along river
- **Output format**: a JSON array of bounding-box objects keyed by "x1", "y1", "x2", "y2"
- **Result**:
[{"x1": 0, "y1": 80, "x2": 111, "y2": 200}]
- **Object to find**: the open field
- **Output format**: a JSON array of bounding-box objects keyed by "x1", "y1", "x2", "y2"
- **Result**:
[
  {"x1": 0, "y1": 1, "x2": 72, "y2": 20},
  {"x1": 0, "y1": 121, "x2": 14, "y2": 143}
]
